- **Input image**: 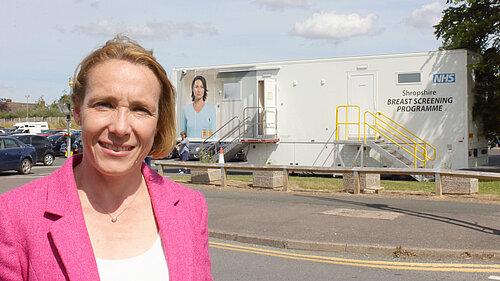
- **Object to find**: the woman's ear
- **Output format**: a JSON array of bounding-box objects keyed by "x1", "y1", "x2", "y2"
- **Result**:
[{"x1": 73, "y1": 105, "x2": 82, "y2": 126}]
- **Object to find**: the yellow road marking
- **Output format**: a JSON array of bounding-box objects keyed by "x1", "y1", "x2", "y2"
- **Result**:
[{"x1": 209, "y1": 241, "x2": 500, "y2": 272}]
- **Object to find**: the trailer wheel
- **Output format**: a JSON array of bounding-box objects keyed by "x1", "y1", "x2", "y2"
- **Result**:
[{"x1": 18, "y1": 158, "x2": 32, "y2": 174}]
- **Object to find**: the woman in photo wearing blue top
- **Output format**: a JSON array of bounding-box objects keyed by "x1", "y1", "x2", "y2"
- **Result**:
[{"x1": 181, "y1": 76, "x2": 216, "y2": 138}]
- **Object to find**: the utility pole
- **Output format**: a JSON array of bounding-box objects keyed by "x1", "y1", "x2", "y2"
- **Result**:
[
  {"x1": 57, "y1": 78, "x2": 73, "y2": 159},
  {"x1": 25, "y1": 95, "x2": 30, "y2": 121}
]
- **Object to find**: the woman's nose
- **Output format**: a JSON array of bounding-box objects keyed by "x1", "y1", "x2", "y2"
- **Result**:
[{"x1": 109, "y1": 108, "x2": 132, "y2": 137}]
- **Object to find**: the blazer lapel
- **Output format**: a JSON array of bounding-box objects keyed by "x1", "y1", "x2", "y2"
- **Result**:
[
  {"x1": 45, "y1": 155, "x2": 100, "y2": 281},
  {"x1": 144, "y1": 165, "x2": 194, "y2": 280}
]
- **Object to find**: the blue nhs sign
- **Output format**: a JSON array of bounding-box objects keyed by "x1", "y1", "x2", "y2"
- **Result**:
[{"x1": 433, "y1": 73, "x2": 455, "y2": 83}]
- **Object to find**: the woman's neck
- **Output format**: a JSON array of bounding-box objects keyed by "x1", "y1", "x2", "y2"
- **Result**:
[
  {"x1": 74, "y1": 158, "x2": 145, "y2": 209},
  {"x1": 192, "y1": 99, "x2": 205, "y2": 113}
]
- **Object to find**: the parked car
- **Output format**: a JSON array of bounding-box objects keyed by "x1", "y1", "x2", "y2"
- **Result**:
[
  {"x1": 0, "y1": 136, "x2": 37, "y2": 174},
  {"x1": 47, "y1": 133, "x2": 64, "y2": 145},
  {"x1": 50, "y1": 133, "x2": 79, "y2": 156},
  {"x1": 60, "y1": 134, "x2": 83, "y2": 156},
  {"x1": 12, "y1": 134, "x2": 56, "y2": 166},
  {"x1": 39, "y1": 129, "x2": 64, "y2": 137}
]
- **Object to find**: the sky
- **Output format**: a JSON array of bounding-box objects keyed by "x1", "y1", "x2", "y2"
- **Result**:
[{"x1": 0, "y1": 0, "x2": 448, "y2": 104}]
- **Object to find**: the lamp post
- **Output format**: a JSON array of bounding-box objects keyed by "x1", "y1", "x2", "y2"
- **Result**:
[
  {"x1": 57, "y1": 102, "x2": 71, "y2": 158},
  {"x1": 57, "y1": 78, "x2": 73, "y2": 159},
  {"x1": 25, "y1": 95, "x2": 30, "y2": 121}
]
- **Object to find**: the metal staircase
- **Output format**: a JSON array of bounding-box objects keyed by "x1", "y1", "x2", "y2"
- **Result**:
[
  {"x1": 335, "y1": 105, "x2": 436, "y2": 180},
  {"x1": 198, "y1": 106, "x2": 279, "y2": 162},
  {"x1": 198, "y1": 116, "x2": 249, "y2": 162},
  {"x1": 363, "y1": 111, "x2": 436, "y2": 168},
  {"x1": 367, "y1": 140, "x2": 414, "y2": 167}
]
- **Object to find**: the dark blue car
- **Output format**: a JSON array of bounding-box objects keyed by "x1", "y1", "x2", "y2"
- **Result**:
[
  {"x1": 12, "y1": 134, "x2": 56, "y2": 166},
  {"x1": 0, "y1": 136, "x2": 37, "y2": 174}
]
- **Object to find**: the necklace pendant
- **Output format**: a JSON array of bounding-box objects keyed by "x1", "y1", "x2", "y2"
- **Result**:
[{"x1": 111, "y1": 216, "x2": 118, "y2": 223}]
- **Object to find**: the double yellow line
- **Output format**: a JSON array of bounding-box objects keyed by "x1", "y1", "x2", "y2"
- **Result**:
[{"x1": 209, "y1": 242, "x2": 500, "y2": 273}]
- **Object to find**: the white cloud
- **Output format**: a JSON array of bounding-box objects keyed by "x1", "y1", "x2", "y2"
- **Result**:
[
  {"x1": 291, "y1": 11, "x2": 378, "y2": 42},
  {"x1": 407, "y1": 2, "x2": 444, "y2": 29},
  {"x1": 256, "y1": 0, "x2": 308, "y2": 11},
  {"x1": 74, "y1": 20, "x2": 218, "y2": 39}
]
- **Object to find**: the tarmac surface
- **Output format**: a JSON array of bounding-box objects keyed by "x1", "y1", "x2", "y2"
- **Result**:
[
  {"x1": 167, "y1": 168, "x2": 500, "y2": 261},
  {"x1": 158, "y1": 149, "x2": 500, "y2": 261},
  {"x1": 187, "y1": 183, "x2": 500, "y2": 261}
]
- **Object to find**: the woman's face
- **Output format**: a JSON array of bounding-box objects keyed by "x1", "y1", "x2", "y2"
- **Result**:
[
  {"x1": 73, "y1": 59, "x2": 161, "y2": 176},
  {"x1": 192, "y1": 79, "x2": 205, "y2": 101}
]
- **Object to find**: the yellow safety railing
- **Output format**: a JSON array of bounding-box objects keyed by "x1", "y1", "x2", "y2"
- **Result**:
[
  {"x1": 363, "y1": 111, "x2": 436, "y2": 168},
  {"x1": 335, "y1": 105, "x2": 361, "y2": 141},
  {"x1": 334, "y1": 105, "x2": 436, "y2": 168}
]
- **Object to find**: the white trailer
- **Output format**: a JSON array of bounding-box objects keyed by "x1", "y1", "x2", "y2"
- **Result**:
[
  {"x1": 171, "y1": 49, "x2": 488, "y2": 170},
  {"x1": 13, "y1": 122, "x2": 49, "y2": 134}
]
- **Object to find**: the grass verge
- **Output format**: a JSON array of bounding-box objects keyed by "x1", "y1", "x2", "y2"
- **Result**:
[{"x1": 175, "y1": 174, "x2": 500, "y2": 195}]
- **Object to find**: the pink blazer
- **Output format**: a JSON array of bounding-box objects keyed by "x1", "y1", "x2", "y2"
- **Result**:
[{"x1": 0, "y1": 155, "x2": 212, "y2": 280}]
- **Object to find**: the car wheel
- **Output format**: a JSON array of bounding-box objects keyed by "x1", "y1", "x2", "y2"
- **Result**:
[
  {"x1": 18, "y1": 158, "x2": 32, "y2": 174},
  {"x1": 43, "y1": 153, "x2": 55, "y2": 166}
]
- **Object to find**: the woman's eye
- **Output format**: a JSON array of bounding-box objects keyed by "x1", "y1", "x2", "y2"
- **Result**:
[
  {"x1": 94, "y1": 102, "x2": 112, "y2": 108},
  {"x1": 134, "y1": 106, "x2": 152, "y2": 115}
]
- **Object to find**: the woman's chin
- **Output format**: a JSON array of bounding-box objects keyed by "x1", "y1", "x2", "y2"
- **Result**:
[{"x1": 82, "y1": 156, "x2": 143, "y2": 177}]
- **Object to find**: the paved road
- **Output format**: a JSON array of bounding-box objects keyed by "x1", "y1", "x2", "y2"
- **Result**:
[
  {"x1": 210, "y1": 238, "x2": 500, "y2": 281},
  {"x1": 0, "y1": 157, "x2": 67, "y2": 194},
  {"x1": 191, "y1": 184, "x2": 500, "y2": 260}
]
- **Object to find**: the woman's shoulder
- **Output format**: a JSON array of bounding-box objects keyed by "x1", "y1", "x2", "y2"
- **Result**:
[
  {"x1": 205, "y1": 103, "x2": 216, "y2": 111},
  {"x1": 199, "y1": 103, "x2": 216, "y2": 115}
]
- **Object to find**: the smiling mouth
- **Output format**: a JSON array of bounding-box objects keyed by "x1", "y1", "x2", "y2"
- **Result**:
[{"x1": 100, "y1": 142, "x2": 133, "y2": 152}]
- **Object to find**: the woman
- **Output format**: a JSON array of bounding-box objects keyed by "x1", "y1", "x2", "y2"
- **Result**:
[
  {"x1": 0, "y1": 36, "x2": 212, "y2": 280},
  {"x1": 181, "y1": 76, "x2": 216, "y2": 139},
  {"x1": 175, "y1": 131, "x2": 189, "y2": 174}
]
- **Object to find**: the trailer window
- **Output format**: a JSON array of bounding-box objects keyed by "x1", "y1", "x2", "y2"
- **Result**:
[
  {"x1": 223, "y1": 82, "x2": 241, "y2": 100},
  {"x1": 397, "y1": 72, "x2": 421, "y2": 84}
]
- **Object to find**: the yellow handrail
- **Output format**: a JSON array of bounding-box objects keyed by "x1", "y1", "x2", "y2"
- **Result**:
[
  {"x1": 375, "y1": 112, "x2": 436, "y2": 160},
  {"x1": 335, "y1": 105, "x2": 360, "y2": 141},
  {"x1": 335, "y1": 105, "x2": 436, "y2": 168},
  {"x1": 364, "y1": 112, "x2": 424, "y2": 167},
  {"x1": 364, "y1": 111, "x2": 436, "y2": 168}
]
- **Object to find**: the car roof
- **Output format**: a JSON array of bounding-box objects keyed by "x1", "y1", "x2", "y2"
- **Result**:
[
  {"x1": 0, "y1": 135, "x2": 25, "y2": 144},
  {"x1": 12, "y1": 134, "x2": 43, "y2": 137}
]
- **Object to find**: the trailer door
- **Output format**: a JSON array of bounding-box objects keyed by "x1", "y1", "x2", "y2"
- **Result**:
[
  {"x1": 263, "y1": 78, "x2": 277, "y2": 136},
  {"x1": 348, "y1": 73, "x2": 376, "y2": 138}
]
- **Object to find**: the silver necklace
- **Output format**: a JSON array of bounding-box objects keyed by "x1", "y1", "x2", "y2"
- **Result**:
[{"x1": 90, "y1": 187, "x2": 141, "y2": 223}]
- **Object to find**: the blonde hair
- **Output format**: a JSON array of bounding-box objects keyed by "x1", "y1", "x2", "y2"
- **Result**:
[{"x1": 72, "y1": 35, "x2": 175, "y2": 158}]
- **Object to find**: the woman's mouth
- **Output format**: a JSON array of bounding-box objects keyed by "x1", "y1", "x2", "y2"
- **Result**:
[{"x1": 100, "y1": 142, "x2": 133, "y2": 152}]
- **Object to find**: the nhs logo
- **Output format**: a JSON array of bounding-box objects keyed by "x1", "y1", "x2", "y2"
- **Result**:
[{"x1": 433, "y1": 73, "x2": 456, "y2": 83}]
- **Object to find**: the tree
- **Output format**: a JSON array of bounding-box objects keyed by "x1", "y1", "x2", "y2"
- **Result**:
[
  {"x1": 434, "y1": 0, "x2": 500, "y2": 142},
  {"x1": 57, "y1": 93, "x2": 71, "y2": 105}
]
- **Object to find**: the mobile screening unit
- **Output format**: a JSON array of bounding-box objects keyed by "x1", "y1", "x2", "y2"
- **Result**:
[{"x1": 171, "y1": 49, "x2": 488, "y2": 170}]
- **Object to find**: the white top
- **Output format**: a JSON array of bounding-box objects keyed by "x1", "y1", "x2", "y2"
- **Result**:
[{"x1": 96, "y1": 235, "x2": 169, "y2": 281}]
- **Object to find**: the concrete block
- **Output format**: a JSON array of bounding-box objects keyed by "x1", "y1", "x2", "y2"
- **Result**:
[
  {"x1": 191, "y1": 168, "x2": 221, "y2": 184},
  {"x1": 253, "y1": 170, "x2": 283, "y2": 188},
  {"x1": 343, "y1": 172, "x2": 380, "y2": 193},
  {"x1": 441, "y1": 176, "x2": 478, "y2": 195}
]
